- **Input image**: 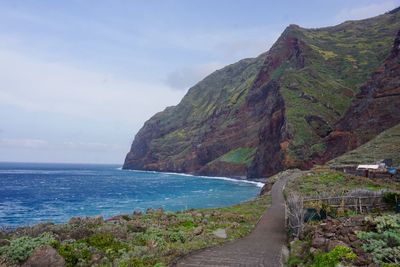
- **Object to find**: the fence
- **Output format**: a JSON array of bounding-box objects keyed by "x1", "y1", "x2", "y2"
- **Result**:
[
  {"x1": 286, "y1": 190, "x2": 389, "y2": 237},
  {"x1": 303, "y1": 194, "x2": 388, "y2": 213}
]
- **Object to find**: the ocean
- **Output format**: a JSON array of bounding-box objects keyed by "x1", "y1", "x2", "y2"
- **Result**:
[{"x1": 0, "y1": 162, "x2": 262, "y2": 227}]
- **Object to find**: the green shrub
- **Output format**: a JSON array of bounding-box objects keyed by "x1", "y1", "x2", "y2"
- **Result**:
[
  {"x1": 84, "y1": 232, "x2": 127, "y2": 259},
  {"x1": 168, "y1": 230, "x2": 186, "y2": 243},
  {"x1": 383, "y1": 192, "x2": 400, "y2": 207},
  {"x1": 357, "y1": 214, "x2": 400, "y2": 265},
  {"x1": 57, "y1": 241, "x2": 91, "y2": 267},
  {"x1": 0, "y1": 232, "x2": 57, "y2": 263},
  {"x1": 311, "y1": 245, "x2": 356, "y2": 267}
]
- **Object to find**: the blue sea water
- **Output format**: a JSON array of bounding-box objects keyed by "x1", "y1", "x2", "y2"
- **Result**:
[{"x1": 0, "y1": 162, "x2": 262, "y2": 227}]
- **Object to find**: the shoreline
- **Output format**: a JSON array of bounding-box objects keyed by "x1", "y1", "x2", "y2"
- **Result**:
[
  {"x1": 1, "y1": 170, "x2": 264, "y2": 229},
  {"x1": 119, "y1": 168, "x2": 266, "y2": 188}
]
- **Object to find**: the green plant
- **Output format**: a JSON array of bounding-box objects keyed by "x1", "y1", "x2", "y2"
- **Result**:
[
  {"x1": 84, "y1": 232, "x2": 127, "y2": 259},
  {"x1": 383, "y1": 192, "x2": 400, "y2": 207},
  {"x1": 57, "y1": 241, "x2": 91, "y2": 267},
  {"x1": 311, "y1": 245, "x2": 356, "y2": 267},
  {"x1": 168, "y1": 230, "x2": 186, "y2": 243},
  {"x1": 0, "y1": 232, "x2": 57, "y2": 263},
  {"x1": 357, "y1": 214, "x2": 400, "y2": 265}
]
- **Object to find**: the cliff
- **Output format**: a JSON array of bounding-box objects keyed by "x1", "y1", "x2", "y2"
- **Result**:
[
  {"x1": 124, "y1": 9, "x2": 400, "y2": 178},
  {"x1": 321, "y1": 29, "x2": 400, "y2": 162}
]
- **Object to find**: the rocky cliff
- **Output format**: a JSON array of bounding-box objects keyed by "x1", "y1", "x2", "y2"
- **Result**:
[
  {"x1": 124, "y1": 9, "x2": 400, "y2": 178},
  {"x1": 321, "y1": 29, "x2": 400, "y2": 162}
]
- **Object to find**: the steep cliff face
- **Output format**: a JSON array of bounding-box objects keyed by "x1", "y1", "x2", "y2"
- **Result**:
[
  {"x1": 124, "y1": 9, "x2": 400, "y2": 178},
  {"x1": 321, "y1": 29, "x2": 400, "y2": 161}
]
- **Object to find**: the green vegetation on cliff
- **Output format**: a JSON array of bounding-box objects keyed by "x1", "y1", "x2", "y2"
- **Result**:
[
  {"x1": 328, "y1": 123, "x2": 400, "y2": 167},
  {"x1": 124, "y1": 8, "x2": 400, "y2": 178}
]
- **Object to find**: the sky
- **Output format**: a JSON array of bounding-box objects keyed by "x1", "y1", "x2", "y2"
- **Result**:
[{"x1": 0, "y1": 0, "x2": 399, "y2": 164}]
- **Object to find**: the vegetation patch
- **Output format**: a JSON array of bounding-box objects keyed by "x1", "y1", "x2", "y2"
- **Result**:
[
  {"x1": 216, "y1": 147, "x2": 257, "y2": 166},
  {"x1": 0, "y1": 195, "x2": 271, "y2": 267},
  {"x1": 357, "y1": 214, "x2": 400, "y2": 266},
  {"x1": 286, "y1": 168, "x2": 400, "y2": 197}
]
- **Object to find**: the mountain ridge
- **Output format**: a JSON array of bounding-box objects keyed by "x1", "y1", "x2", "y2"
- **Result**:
[{"x1": 124, "y1": 8, "x2": 400, "y2": 178}]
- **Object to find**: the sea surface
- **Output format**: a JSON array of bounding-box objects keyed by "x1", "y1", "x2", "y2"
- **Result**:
[{"x1": 0, "y1": 162, "x2": 262, "y2": 227}]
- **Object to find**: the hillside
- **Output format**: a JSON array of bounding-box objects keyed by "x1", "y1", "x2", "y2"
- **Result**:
[
  {"x1": 328, "y1": 123, "x2": 400, "y2": 167},
  {"x1": 124, "y1": 9, "x2": 400, "y2": 178}
]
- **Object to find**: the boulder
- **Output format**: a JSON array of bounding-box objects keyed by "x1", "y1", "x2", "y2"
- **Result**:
[
  {"x1": 0, "y1": 239, "x2": 10, "y2": 247},
  {"x1": 193, "y1": 226, "x2": 203, "y2": 235},
  {"x1": 22, "y1": 246, "x2": 66, "y2": 267},
  {"x1": 213, "y1": 229, "x2": 227, "y2": 239},
  {"x1": 311, "y1": 237, "x2": 327, "y2": 249}
]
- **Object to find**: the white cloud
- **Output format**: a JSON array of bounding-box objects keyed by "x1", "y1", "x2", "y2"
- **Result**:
[
  {"x1": 0, "y1": 138, "x2": 48, "y2": 148},
  {"x1": 0, "y1": 47, "x2": 185, "y2": 123},
  {"x1": 165, "y1": 62, "x2": 225, "y2": 90},
  {"x1": 336, "y1": 1, "x2": 400, "y2": 22}
]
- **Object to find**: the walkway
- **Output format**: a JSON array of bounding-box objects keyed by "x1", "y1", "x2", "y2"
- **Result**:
[{"x1": 174, "y1": 170, "x2": 303, "y2": 267}]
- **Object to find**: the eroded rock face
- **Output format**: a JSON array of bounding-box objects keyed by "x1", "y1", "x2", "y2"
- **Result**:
[
  {"x1": 22, "y1": 246, "x2": 66, "y2": 267},
  {"x1": 124, "y1": 11, "x2": 400, "y2": 178},
  {"x1": 321, "y1": 30, "x2": 400, "y2": 162}
]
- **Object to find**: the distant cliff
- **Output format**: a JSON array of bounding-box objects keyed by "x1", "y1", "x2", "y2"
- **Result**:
[{"x1": 124, "y1": 8, "x2": 400, "y2": 178}]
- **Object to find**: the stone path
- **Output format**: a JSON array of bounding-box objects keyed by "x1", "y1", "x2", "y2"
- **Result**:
[{"x1": 173, "y1": 170, "x2": 303, "y2": 267}]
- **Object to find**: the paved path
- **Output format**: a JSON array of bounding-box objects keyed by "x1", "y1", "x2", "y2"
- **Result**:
[{"x1": 174, "y1": 170, "x2": 303, "y2": 267}]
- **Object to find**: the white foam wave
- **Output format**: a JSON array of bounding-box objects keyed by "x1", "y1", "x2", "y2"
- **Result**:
[{"x1": 119, "y1": 169, "x2": 264, "y2": 188}]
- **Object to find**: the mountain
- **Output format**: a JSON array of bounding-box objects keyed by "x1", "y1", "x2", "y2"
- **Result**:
[
  {"x1": 321, "y1": 28, "x2": 400, "y2": 162},
  {"x1": 327, "y1": 123, "x2": 400, "y2": 167},
  {"x1": 123, "y1": 9, "x2": 400, "y2": 178}
]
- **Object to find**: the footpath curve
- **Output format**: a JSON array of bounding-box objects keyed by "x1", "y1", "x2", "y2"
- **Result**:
[{"x1": 174, "y1": 170, "x2": 303, "y2": 267}]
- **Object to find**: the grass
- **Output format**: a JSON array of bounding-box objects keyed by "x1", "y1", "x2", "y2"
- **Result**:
[
  {"x1": 328, "y1": 123, "x2": 400, "y2": 167},
  {"x1": 285, "y1": 167, "x2": 400, "y2": 197},
  {"x1": 0, "y1": 195, "x2": 271, "y2": 267},
  {"x1": 216, "y1": 147, "x2": 257, "y2": 166}
]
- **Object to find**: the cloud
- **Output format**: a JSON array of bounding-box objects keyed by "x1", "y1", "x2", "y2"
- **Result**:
[
  {"x1": 0, "y1": 47, "x2": 185, "y2": 124},
  {"x1": 165, "y1": 62, "x2": 225, "y2": 90},
  {"x1": 335, "y1": 1, "x2": 400, "y2": 22},
  {"x1": 0, "y1": 138, "x2": 48, "y2": 148},
  {"x1": 62, "y1": 141, "x2": 124, "y2": 152}
]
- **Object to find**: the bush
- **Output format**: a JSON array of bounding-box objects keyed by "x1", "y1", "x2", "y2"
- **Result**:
[
  {"x1": 168, "y1": 230, "x2": 186, "y2": 243},
  {"x1": 383, "y1": 192, "x2": 400, "y2": 207},
  {"x1": 357, "y1": 214, "x2": 400, "y2": 265},
  {"x1": 57, "y1": 241, "x2": 91, "y2": 267},
  {"x1": 311, "y1": 245, "x2": 356, "y2": 267},
  {"x1": 0, "y1": 232, "x2": 57, "y2": 263},
  {"x1": 84, "y1": 233, "x2": 127, "y2": 259}
]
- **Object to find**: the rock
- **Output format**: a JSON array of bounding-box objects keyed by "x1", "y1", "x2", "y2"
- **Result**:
[
  {"x1": 312, "y1": 237, "x2": 327, "y2": 249},
  {"x1": 155, "y1": 208, "x2": 164, "y2": 214},
  {"x1": 309, "y1": 247, "x2": 318, "y2": 255},
  {"x1": 230, "y1": 222, "x2": 240, "y2": 229},
  {"x1": 68, "y1": 217, "x2": 82, "y2": 225},
  {"x1": 0, "y1": 239, "x2": 10, "y2": 247},
  {"x1": 351, "y1": 239, "x2": 363, "y2": 248},
  {"x1": 354, "y1": 254, "x2": 371, "y2": 266},
  {"x1": 213, "y1": 228, "x2": 227, "y2": 239},
  {"x1": 281, "y1": 245, "x2": 289, "y2": 265},
  {"x1": 22, "y1": 246, "x2": 66, "y2": 267},
  {"x1": 193, "y1": 212, "x2": 203, "y2": 218},
  {"x1": 348, "y1": 234, "x2": 357, "y2": 242},
  {"x1": 290, "y1": 239, "x2": 309, "y2": 260},
  {"x1": 260, "y1": 181, "x2": 273, "y2": 195},
  {"x1": 133, "y1": 210, "x2": 142, "y2": 216},
  {"x1": 193, "y1": 226, "x2": 203, "y2": 235},
  {"x1": 91, "y1": 253, "x2": 102, "y2": 265},
  {"x1": 127, "y1": 221, "x2": 147, "y2": 232},
  {"x1": 146, "y1": 208, "x2": 154, "y2": 214},
  {"x1": 325, "y1": 232, "x2": 335, "y2": 238}
]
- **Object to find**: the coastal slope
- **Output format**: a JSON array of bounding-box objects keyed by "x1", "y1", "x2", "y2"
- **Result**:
[{"x1": 124, "y1": 8, "x2": 400, "y2": 178}]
